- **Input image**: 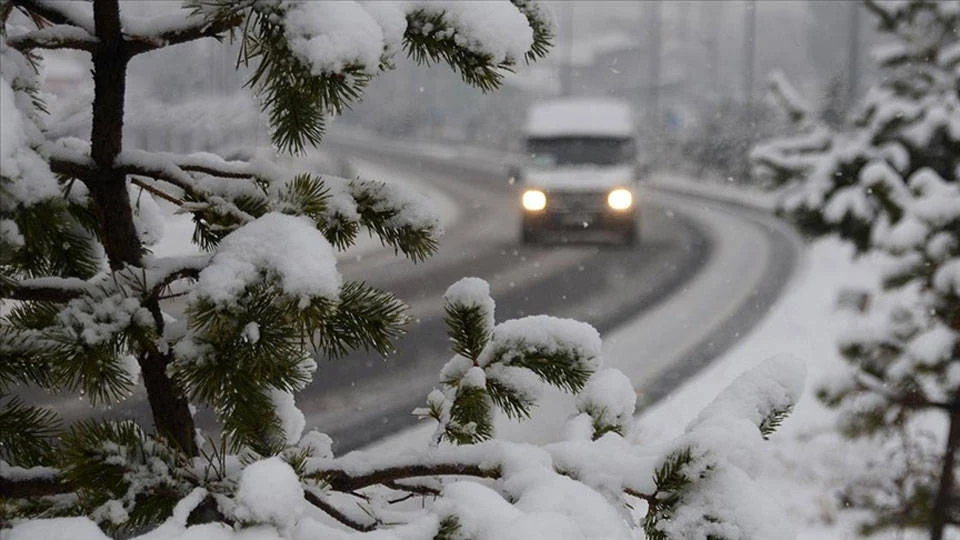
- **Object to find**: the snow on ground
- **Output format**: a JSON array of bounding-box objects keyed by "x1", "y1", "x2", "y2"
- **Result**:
[
  {"x1": 647, "y1": 172, "x2": 778, "y2": 211},
  {"x1": 630, "y1": 233, "x2": 953, "y2": 539},
  {"x1": 633, "y1": 237, "x2": 854, "y2": 537}
]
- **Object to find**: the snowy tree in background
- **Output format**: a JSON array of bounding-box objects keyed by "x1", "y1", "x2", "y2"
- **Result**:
[
  {"x1": 3, "y1": 1, "x2": 803, "y2": 538},
  {"x1": 752, "y1": 1, "x2": 960, "y2": 537}
]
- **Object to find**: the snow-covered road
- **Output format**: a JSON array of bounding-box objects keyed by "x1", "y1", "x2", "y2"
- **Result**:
[{"x1": 297, "y1": 135, "x2": 803, "y2": 450}]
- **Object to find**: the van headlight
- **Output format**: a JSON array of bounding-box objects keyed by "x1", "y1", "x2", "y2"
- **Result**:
[
  {"x1": 607, "y1": 188, "x2": 633, "y2": 211},
  {"x1": 522, "y1": 189, "x2": 547, "y2": 211}
]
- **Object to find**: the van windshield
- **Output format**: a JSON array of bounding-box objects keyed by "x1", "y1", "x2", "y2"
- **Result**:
[{"x1": 526, "y1": 136, "x2": 635, "y2": 168}]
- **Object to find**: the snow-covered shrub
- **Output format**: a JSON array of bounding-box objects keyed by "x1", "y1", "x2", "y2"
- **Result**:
[
  {"x1": 3, "y1": 1, "x2": 802, "y2": 538},
  {"x1": 751, "y1": 1, "x2": 960, "y2": 537}
]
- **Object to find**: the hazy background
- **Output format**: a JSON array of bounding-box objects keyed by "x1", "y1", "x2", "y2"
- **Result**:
[{"x1": 40, "y1": 1, "x2": 883, "y2": 180}]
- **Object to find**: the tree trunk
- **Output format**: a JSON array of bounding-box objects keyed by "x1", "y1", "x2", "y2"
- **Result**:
[
  {"x1": 931, "y1": 399, "x2": 960, "y2": 540},
  {"x1": 90, "y1": 0, "x2": 197, "y2": 456}
]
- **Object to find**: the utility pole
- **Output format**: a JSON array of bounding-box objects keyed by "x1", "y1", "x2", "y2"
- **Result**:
[
  {"x1": 648, "y1": 0, "x2": 662, "y2": 126},
  {"x1": 701, "y1": 0, "x2": 721, "y2": 105},
  {"x1": 846, "y1": 1, "x2": 861, "y2": 109},
  {"x1": 560, "y1": 2, "x2": 574, "y2": 96},
  {"x1": 743, "y1": 0, "x2": 756, "y2": 104}
]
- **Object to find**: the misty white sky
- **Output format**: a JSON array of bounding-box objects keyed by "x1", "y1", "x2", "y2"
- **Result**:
[{"x1": 541, "y1": 1, "x2": 871, "y2": 100}]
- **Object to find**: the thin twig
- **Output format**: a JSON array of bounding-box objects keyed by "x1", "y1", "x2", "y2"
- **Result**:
[
  {"x1": 303, "y1": 490, "x2": 376, "y2": 532},
  {"x1": 130, "y1": 176, "x2": 184, "y2": 205}
]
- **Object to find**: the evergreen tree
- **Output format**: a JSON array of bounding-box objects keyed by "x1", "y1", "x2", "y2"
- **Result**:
[
  {"x1": 3, "y1": 1, "x2": 802, "y2": 538},
  {"x1": 752, "y1": 2, "x2": 960, "y2": 537}
]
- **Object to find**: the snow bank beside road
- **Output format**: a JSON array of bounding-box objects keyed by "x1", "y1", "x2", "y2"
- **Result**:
[
  {"x1": 647, "y1": 172, "x2": 778, "y2": 211},
  {"x1": 631, "y1": 238, "x2": 914, "y2": 539}
]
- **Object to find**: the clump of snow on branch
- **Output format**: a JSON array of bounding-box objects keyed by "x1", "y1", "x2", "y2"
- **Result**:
[
  {"x1": 0, "y1": 47, "x2": 60, "y2": 212},
  {"x1": 279, "y1": 0, "x2": 536, "y2": 79},
  {"x1": 235, "y1": 457, "x2": 305, "y2": 528},
  {"x1": 444, "y1": 276, "x2": 496, "y2": 331},
  {"x1": 478, "y1": 315, "x2": 601, "y2": 369},
  {"x1": 408, "y1": 2, "x2": 535, "y2": 64},
  {"x1": 284, "y1": 2, "x2": 386, "y2": 75},
  {"x1": 269, "y1": 388, "x2": 306, "y2": 445},
  {"x1": 195, "y1": 212, "x2": 341, "y2": 307},
  {"x1": 575, "y1": 368, "x2": 637, "y2": 436},
  {"x1": 689, "y1": 354, "x2": 805, "y2": 434}
]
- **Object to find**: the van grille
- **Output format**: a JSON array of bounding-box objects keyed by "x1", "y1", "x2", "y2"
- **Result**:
[{"x1": 548, "y1": 191, "x2": 606, "y2": 212}]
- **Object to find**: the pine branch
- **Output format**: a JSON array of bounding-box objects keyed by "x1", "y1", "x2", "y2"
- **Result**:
[
  {"x1": 310, "y1": 281, "x2": 409, "y2": 358},
  {"x1": 47, "y1": 148, "x2": 258, "y2": 224},
  {"x1": 444, "y1": 384, "x2": 494, "y2": 444},
  {"x1": 485, "y1": 376, "x2": 535, "y2": 420},
  {"x1": 443, "y1": 302, "x2": 491, "y2": 362},
  {"x1": 643, "y1": 447, "x2": 698, "y2": 540},
  {"x1": 238, "y1": 5, "x2": 370, "y2": 153},
  {"x1": 510, "y1": 0, "x2": 554, "y2": 62},
  {"x1": 758, "y1": 405, "x2": 793, "y2": 439},
  {"x1": 0, "y1": 325, "x2": 58, "y2": 389},
  {"x1": 0, "y1": 395, "x2": 60, "y2": 466},
  {"x1": 5, "y1": 198, "x2": 103, "y2": 280},
  {"x1": 5, "y1": 25, "x2": 98, "y2": 52},
  {"x1": 403, "y1": 8, "x2": 511, "y2": 93},
  {"x1": 59, "y1": 420, "x2": 190, "y2": 531}
]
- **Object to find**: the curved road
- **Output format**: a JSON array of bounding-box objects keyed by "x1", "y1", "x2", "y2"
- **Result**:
[
  {"x1": 303, "y1": 136, "x2": 801, "y2": 451},
  {"x1": 36, "y1": 136, "x2": 802, "y2": 454}
]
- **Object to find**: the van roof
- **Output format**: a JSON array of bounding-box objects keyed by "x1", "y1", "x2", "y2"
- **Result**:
[{"x1": 526, "y1": 98, "x2": 634, "y2": 138}]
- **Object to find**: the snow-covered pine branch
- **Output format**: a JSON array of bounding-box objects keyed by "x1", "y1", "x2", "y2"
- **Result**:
[
  {"x1": 3, "y1": 0, "x2": 804, "y2": 538},
  {"x1": 767, "y1": 70, "x2": 812, "y2": 126},
  {"x1": 752, "y1": 2, "x2": 960, "y2": 536},
  {"x1": 5, "y1": 312, "x2": 806, "y2": 539}
]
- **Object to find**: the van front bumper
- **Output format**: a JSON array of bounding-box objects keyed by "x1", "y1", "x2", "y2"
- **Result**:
[{"x1": 522, "y1": 208, "x2": 637, "y2": 232}]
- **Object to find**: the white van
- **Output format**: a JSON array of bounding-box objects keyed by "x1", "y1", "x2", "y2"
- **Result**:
[{"x1": 515, "y1": 98, "x2": 642, "y2": 245}]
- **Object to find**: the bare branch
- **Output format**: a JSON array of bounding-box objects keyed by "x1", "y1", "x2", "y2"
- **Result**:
[
  {"x1": 303, "y1": 490, "x2": 376, "y2": 532},
  {"x1": 624, "y1": 486, "x2": 657, "y2": 505},
  {"x1": 0, "y1": 475, "x2": 74, "y2": 498},
  {"x1": 316, "y1": 462, "x2": 499, "y2": 493},
  {"x1": 47, "y1": 148, "x2": 256, "y2": 227},
  {"x1": 125, "y1": 13, "x2": 244, "y2": 57},
  {"x1": 383, "y1": 479, "x2": 440, "y2": 497},
  {"x1": 6, "y1": 25, "x2": 97, "y2": 52},
  {"x1": 2, "y1": 277, "x2": 87, "y2": 302},
  {"x1": 149, "y1": 266, "x2": 202, "y2": 300},
  {"x1": 130, "y1": 177, "x2": 184, "y2": 206},
  {"x1": 48, "y1": 154, "x2": 96, "y2": 182}
]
